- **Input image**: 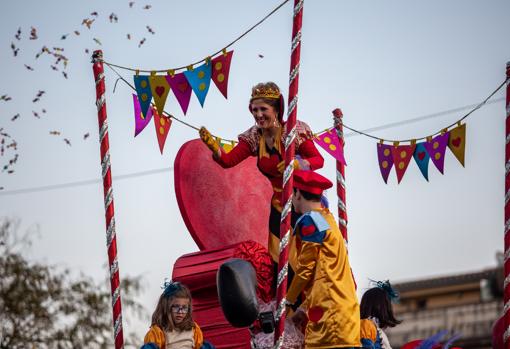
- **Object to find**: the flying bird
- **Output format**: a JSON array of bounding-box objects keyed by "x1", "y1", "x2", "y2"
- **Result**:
[
  {"x1": 24, "y1": 64, "x2": 34, "y2": 71},
  {"x1": 49, "y1": 131, "x2": 61, "y2": 136},
  {"x1": 109, "y1": 13, "x2": 118, "y2": 23},
  {"x1": 143, "y1": 4, "x2": 151, "y2": 9},
  {"x1": 127, "y1": 33, "x2": 131, "y2": 40},
  {"x1": 29, "y1": 26, "x2": 38, "y2": 40},
  {"x1": 74, "y1": 30, "x2": 80, "y2": 36},
  {"x1": 138, "y1": 38, "x2": 146, "y2": 48},
  {"x1": 32, "y1": 97, "x2": 40, "y2": 103},
  {"x1": 93, "y1": 37, "x2": 102, "y2": 46},
  {"x1": 258, "y1": 54, "x2": 264, "y2": 58},
  {"x1": 42, "y1": 108, "x2": 47, "y2": 114},
  {"x1": 63, "y1": 138, "x2": 72, "y2": 146},
  {"x1": 11, "y1": 114, "x2": 20, "y2": 122},
  {"x1": 60, "y1": 34, "x2": 69, "y2": 40},
  {"x1": 51, "y1": 65, "x2": 59, "y2": 71},
  {"x1": 32, "y1": 111, "x2": 40, "y2": 118},
  {"x1": 129, "y1": 1, "x2": 135, "y2": 8},
  {"x1": 15, "y1": 27, "x2": 21, "y2": 40},
  {"x1": 90, "y1": 11, "x2": 98, "y2": 16},
  {"x1": 146, "y1": 26, "x2": 155, "y2": 34},
  {"x1": 0, "y1": 95, "x2": 12, "y2": 101},
  {"x1": 36, "y1": 90, "x2": 45, "y2": 97},
  {"x1": 83, "y1": 132, "x2": 90, "y2": 140},
  {"x1": 85, "y1": 48, "x2": 90, "y2": 54},
  {"x1": 62, "y1": 71, "x2": 68, "y2": 79}
]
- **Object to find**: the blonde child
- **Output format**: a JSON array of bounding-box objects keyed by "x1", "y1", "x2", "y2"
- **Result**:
[{"x1": 142, "y1": 281, "x2": 212, "y2": 349}]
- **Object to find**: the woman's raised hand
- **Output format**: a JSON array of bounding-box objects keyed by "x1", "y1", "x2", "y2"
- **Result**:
[{"x1": 199, "y1": 127, "x2": 220, "y2": 153}]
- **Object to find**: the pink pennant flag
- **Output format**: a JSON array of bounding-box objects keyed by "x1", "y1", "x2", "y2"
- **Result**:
[
  {"x1": 391, "y1": 143, "x2": 416, "y2": 184},
  {"x1": 166, "y1": 72, "x2": 192, "y2": 115},
  {"x1": 132, "y1": 93, "x2": 153, "y2": 137},
  {"x1": 211, "y1": 50, "x2": 234, "y2": 99},
  {"x1": 424, "y1": 132, "x2": 450, "y2": 174},
  {"x1": 377, "y1": 143, "x2": 394, "y2": 184},
  {"x1": 314, "y1": 129, "x2": 346, "y2": 165}
]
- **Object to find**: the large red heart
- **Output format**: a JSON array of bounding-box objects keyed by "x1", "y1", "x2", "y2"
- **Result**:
[
  {"x1": 452, "y1": 137, "x2": 461, "y2": 147},
  {"x1": 155, "y1": 86, "x2": 165, "y2": 97},
  {"x1": 418, "y1": 151, "x2": 425, "y2": 161},
  {"x1": 174, "y1": 139, "x2": 272, "y2": 250}
]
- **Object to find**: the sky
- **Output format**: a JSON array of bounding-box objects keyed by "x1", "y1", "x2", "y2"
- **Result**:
[{"x1": 1, "y1": 0, "x2": 509, "y2": 338}]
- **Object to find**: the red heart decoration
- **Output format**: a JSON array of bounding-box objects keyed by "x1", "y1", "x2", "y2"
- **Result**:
[
  {"x1": 308, "y1": 306, "x2": 324, "y2": 323},
  {"x1": 174, "y1": 139, "x2": 273, "y2": 250},
  {"x1": 452, "y1": 137, "x2": 461, "y2": 147},
  {"x1": 418, "y1": 151, "x2": 425, "y2": 161},
  {"x1": 178, "y1": 82, "x2": 188, "y2": 92},
  {"x1": 155, "y1": 86, "x2": 165, "y2": 97}
]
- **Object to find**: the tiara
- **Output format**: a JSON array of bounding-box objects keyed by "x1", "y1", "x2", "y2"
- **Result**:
[
  {"x1": 370, "y1": 279, "x2": 400, "y2": 303},
  {"x1": 251, "y1": 87, "x2": 281, "y2": 100}
]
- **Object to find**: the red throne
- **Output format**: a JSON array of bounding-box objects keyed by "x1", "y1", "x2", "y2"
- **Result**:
[{"x1": 172, "y1": 139, "x2": 273, "y2": 348}]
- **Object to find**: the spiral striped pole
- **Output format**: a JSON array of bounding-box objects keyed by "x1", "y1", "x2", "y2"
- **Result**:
[
  {"x1": 274, "y1": 0, "x2": 304, "y2": 347},
  {"x1": 332, "y1": 108, "x2": 348, "y2": 243},
  {"x1": 92, "y1": 50, "x2": 124, "y2": 349},
  {"x1": 504, "y1": 61, "x2": 510, "y2": 349}
]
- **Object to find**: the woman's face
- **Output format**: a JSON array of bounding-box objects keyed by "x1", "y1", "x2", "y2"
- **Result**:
[
  {"x1": 250, "y1": 99, "x2": 278, "y2": 129},
  {"x1": 170, "y1": 297, "x2": 190, "y2": 325}
]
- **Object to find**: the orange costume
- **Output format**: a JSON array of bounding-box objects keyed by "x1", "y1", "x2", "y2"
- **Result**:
[{"x1": 143, "y1": 323, "x2": 204, "y2": 349}]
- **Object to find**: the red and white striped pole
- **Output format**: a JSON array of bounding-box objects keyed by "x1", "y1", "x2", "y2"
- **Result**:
[
  {"x1": 92, "y1": 50, "x2": 124, "y2": 349},
  {"x1": 504, "y1": 61, "x2": 510, "y2": 349},
  {"x1": 275, "y1": 0, "x2": 303, "y2": 347},
  {"x1": 332, "y1": 108, "x2": 348, "y2": 243}
]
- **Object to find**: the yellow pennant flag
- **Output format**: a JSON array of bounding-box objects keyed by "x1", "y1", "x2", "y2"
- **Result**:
[
  {"x1": 447, "y1": 123, "x2": 466, "y2": 167},
  {"x1": 149, "y1": 75, "x2": 171, "y2": 116}
]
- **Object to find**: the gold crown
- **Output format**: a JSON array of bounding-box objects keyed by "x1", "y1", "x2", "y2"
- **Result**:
[{"x1": 251, "y1": 87, "x2": 281, "y2": 100}]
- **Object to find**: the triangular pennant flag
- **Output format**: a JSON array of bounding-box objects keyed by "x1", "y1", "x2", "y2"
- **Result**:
[
  {"x1": 314, "y1": 129, "x2": 346, "y2": 165},
  {"x1": 377, "y1": 143, "x2": 394, "y2": 184},
  {"x1": 391, "y1": 143, "x2": 416, "y2": 184},
  {"x1": 424, "y1": 132, "x2": 450, "y2": 174},
  {"x1": 183, "y1": 62, "x2": 212, "y2": 107},
  {"x1": 211, "y1": 50, "x2": 234, "y2": 99},
  {"x1": 447, "y1": 123, "x2": 466, "y2": 167},
  {"x1": 166, "y1": 72, "x2": 193, "y2": 115},
  {"x1": 152, "y1": 108, "x2": 172, "y2": 154},
  {"x1": 148, "y1": 75, "x2": 171, "y2": 116},
  {"x1": 133, "y1": 75, "x2": 153, "y2": 118},
  {"x1": 413, "y1": 142, "x2": 430, "y2": 181},
  {"x1": 132, "y1": 94, "x2": 153, "y2": 137}
]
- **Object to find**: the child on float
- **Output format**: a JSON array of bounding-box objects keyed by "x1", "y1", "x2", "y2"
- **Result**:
[
  {"x1": 360, "y1": 280, "x2": 402, "y2": 349},
  {"x1": 141, "y1": 281, "x2": 214, "y2": 349},
  {"x1": 285, "y1": 170, "x2": 361, "y2": 348}
]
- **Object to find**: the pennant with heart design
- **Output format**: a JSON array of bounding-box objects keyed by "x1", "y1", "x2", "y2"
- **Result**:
[
  {"x1": 166, "y1": 72, "x2": 193, "y2": 115},
  {"x1": 314, "y1": 129, "x2": 346, "y2": 165},
  {"x1": 184, "y1": 62, "x2": 212, "y2": 107},
  {"x1": 149, "y1": 75, "x2": 171, "y2": 116},
  {"x1": 448, "y1": 123, "x2": 466, "y2": 167},
  {"x1": 152, "y1": 108, "x2": 172, "y2": 154},
  {"x1": 133, "y1": 75, "x2": 153, "y2": 118},
  {"x1": 132, "y1": 94, "x2": 153, "y2": 137},
  {"x1": 392, "y1": 142, "x2": 416, "y2": 184},
  {"x1": 413, "y1": 142, "x2": 430, "y2": 181},
  {"x1": 377, "y1": 143, "x2": 394, "y2": 184},
  {"x1": 211, "y1": 50, "x2": 234, "y2": 99},
  {"x1": 424, "y1": 132, "x2": 450, "y2": 174}
]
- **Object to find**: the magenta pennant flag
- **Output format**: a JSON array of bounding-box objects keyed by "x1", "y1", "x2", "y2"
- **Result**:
[
  {"x1": 314, "y1": 129, "x2": 346, "y2": 165},
  {"x1": 166, "y1": 72, "x2": 192, "y2": 115},
  {"x1": 377, "y1": 143, "x2": 394, "y2": 184},
  {"x1": 132, "y1": 93, "x2": 153, "y2": 137},
  {"x1": 424, "y1": 132, "x2": 450, "y2": 174}
]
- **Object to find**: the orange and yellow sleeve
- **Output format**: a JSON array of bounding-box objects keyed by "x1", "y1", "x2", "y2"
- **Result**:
[
  {"x1": 193, "y1": 322, "x2": 204, "y2": 349},
  {"x1": 143, "y1": 325, "x2": 166, "y2": 348}
]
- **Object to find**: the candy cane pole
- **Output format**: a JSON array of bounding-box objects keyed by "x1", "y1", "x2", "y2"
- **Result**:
[
  {"x1": 332, "y1": 108, "x2": 348, "y2": 243},
  {"x1": 92, "y1": 50, "x2": 124, "y2": 349},
  {"x1": 504, "y1": 61, "x2": 510, "y2": 349},
  {"x1": 275, "y1": 0, "x2": 304, "y2": 347}
]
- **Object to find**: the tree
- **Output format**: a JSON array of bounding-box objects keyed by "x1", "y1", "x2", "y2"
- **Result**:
[{"x1": 0, "y1": 218, "x2": 145, "y2": 349}]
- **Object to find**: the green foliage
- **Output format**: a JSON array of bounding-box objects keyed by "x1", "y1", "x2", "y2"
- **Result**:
[{"x1": 0, "y1": 218, "x2": 145, "y2": 349}]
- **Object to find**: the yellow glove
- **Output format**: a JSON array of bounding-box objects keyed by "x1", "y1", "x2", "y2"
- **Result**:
[
  {"x1": 199, "y1": 127, "x2": 220, "y2": 153},
  {"x1": 277, "y1": 159, "x2": 300, "y2": 174}
]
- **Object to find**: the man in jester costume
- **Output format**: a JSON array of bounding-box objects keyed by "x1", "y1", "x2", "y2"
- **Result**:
[{"x1": 285, "y1": 170, "x2": 361, "y2": 349}]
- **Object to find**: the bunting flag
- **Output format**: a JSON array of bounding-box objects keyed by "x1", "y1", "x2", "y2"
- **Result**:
[
  {"x1": 391, "y1": 143, "x2": 416, "y2": 184},
  {"x1": 314, "y1": 129, "x2": 346, "y2": 165},
  {"x1": 184, "y1": 62, "x2": 212, "y2": 107},
  {"x1": 413, "y1": 142, "x2": 430, "y2": 181},
  {"x1": 132, "y1": 94, "x2": 153, "y2": 137},
  {"x1": 425, "y1": 132, "x2": 450, "y2": 174},
  {"x1": 166, "y1": 72, "x2": 193, "y2": 115},
  {"x1": 152, "y1": 108, "x2": 172, "y2": 154},
  {"x1": 133, "y1": 75, "x2": 153, "y2": 118},
  {"x1": 149, "y1": 75, "x2": 171, "y2": 116},
  {"x1": 447, "y1": 123, "x2": 466, "y2": 167},
  {"x1": 377, "y1": 143, "x2": 394, "y2": 184},
  {"x1": 211, "y1": 50, "x2": 234, "y2": 99}
]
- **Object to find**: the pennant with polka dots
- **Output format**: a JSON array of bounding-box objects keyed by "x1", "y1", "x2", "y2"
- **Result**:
[
  {"x1": 152, "y1": 108, "x2": 172, "y2": 154},
  {"x1": 314, "y1": 129, "x2": 346, "y2": 165},
  {"x1": 424, "y1": 132, "x2": 450, "y2": 174},
  {"x1": 149, "y1": 75, "x2": 171, "y2": 116},
  {"x1": 447, "y1": 123, "x2": 466, "y2": 167},
  {"x1": 133, "y1": 75, "x2": 153, "y2": 118},
  {"x1": 211, "y1": 50, "x2": 234, "y2": 99},
  {"x1": 377, "y1": 143, "x2": 394, "y2": 184},
  {"x1": 413, "y1": 142, "x2": 430, "y2": 181},
  {"x1": 166, "y1": 72, "x2": 192, "y2": 115},
  {"x1": 391, "y1": 143, "x2": 416, "y2": 184},
  {"x1": 132, "y1": 94, "x2": 153, "y2": 137},
  {"x1": 183, "y1": 62, "x2": 212, "y2": 107}
]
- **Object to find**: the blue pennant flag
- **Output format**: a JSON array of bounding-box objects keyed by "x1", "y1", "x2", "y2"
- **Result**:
[
  {"x1": 413, "y1": 142, "x2": 430, "y2": 181},
  {"x1": 133, "y1": 75, "x2": 153, "y2": 118},
  {"x1": 184, "y1": 62, "x2": 212, "y2": 107}
]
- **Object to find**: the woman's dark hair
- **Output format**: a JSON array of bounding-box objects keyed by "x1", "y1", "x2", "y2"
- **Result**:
[
  {"x1": 360, "y1": 287, "x2": 402, "y2": 329},
  {"x1": 151, "y1": 283, "x2": 194, "y2": 332}
]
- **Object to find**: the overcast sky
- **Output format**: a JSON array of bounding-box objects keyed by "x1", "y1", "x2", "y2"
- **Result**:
[{"x1": 1, "y1": 0, "x2": 509, "y2": 337}]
